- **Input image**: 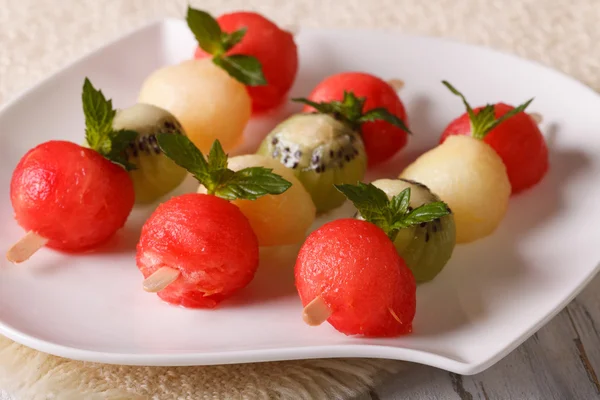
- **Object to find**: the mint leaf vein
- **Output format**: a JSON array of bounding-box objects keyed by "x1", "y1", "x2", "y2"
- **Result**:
[{"x1": 156, "y1": 134, "x2": 291, "y2": 201}]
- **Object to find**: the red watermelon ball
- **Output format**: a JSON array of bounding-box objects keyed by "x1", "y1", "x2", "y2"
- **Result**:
[
  {"x1": 136, "y1": 193, "x2": 259, "y2": 308},
  {"x1": 295, "y1": 219, "x2": 416, "y2": 337},
  {"x1": 303, "y1": 72, "x2": 409, "y2": 166},
  {"x1": 440, "y1": 103, "x2": 549, "y2": 194},
  {"x1": 194, "y1": 11, "x2": 298, "y2": 115},
  {"x1": 10, "y1": 140, "x2": 135, "y2": 251}
]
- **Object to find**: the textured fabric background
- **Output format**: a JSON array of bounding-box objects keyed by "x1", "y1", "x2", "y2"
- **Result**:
[{"x1": 1, "y1": 0, "x2": 599, "y2": 399}]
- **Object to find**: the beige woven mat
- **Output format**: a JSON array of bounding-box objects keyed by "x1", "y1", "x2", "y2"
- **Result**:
[{"x1": 1, "y1": 0, "x2": 599, "y2": 399}]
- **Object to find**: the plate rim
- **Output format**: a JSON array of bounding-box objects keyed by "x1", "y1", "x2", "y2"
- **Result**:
[{"x1": 1, "y1": 18, "x2": 600, "y2": 376}]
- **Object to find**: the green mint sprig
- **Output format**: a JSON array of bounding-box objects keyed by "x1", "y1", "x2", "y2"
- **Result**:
[
  {"x1": 335, "y1": 182, "x2": 450, "y2": 241},
  {"x1": 442, "y1": 81, "x2": 533, "y2": 140},
  {"x1": 186, "y1": 7, "x2": 266, "y2": 86},
  {"x1": 292, "y1": 91, "x2": 410, "y2": 134},
  {"x1": 156, "y1": 134, "x2": 291, "y2": 200},
  {"x1": 82, "y1": 78, "x2": 138, "y2": 170}
]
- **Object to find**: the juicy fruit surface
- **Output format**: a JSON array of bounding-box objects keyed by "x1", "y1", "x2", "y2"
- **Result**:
[
  {"x1": 257, "y1": 114, "x2": 367, "y2": 213},
  {"x1": 138, "y1": 59, "x2": 251, "y2": 153},
  {"x1": 136, "y1": 193, "x2": 259, "y2": 308},
  {"x1": 401, "y1": 135, "x2": 511, "y2": 244},
  {"x1": 295, "y1": 219, "x2": 416, "y2": 337},
  {"x1": 303, "y1": 72, "x2": 408, "y2": 166},
  {"x1": 113, "y1": 103, "x2": 188, "y2": 203},
  {"x1": 216, "y1": 155, "x2": 316, "y2": 246},
  {"x1": 10, "y1": 141, "x2": 135, "y2": 251},
  {"x1": 194, "y1": 12, "x2": 298, "y2": 114},
  {"x1": 370, "y1": 179, "x2": 456, "y2": 283},
  {"x1": 441, "y1": 103, "x2": 548, "y2": 194}
]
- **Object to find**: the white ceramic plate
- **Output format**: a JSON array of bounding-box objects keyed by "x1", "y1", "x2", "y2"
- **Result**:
[{"x1": 1, "y1": 19, "x2": 599, "y2": 376}]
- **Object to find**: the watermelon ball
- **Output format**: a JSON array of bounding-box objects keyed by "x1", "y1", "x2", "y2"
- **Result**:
[
  {"x1": 10, "y1": 140, "x2": 135, "y2": 252},
  {"x1": 136, "y1": 193, "x2": 259, "y2": 308},
  {"x1": 194, "y1": 11, "x2": 298, "y2": 114},
  {"x1": 295, "y1": 219, "x2": 416, "y2": 337},
  {"x1": 440, "y1": 103, "x2": 548, "y2": 194},
  {"x1": 303, "y1": 72, "x2": 409, "y2": 166}
]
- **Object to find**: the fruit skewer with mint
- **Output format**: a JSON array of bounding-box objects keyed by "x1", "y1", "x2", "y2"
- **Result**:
[
  {"x1": 296, "y1": 181, "x2": 450, "y2": 336},
  {"x1": 137, "y1": 135, "x2": 291, "y2": 307},
  {"x1": 257, "y1": 90, "x2": 410, "y2": 213},
  {"x1": 401, "y1": 81, "x2": 540, "y2": 243},
  {"x1": 7, "y1": 79, "x2": 137, "y2": 263}
]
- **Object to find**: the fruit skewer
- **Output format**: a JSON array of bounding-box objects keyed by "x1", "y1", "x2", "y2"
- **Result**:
[
  {"x1": 400, "y1": 81, "x2": 539, "y2": 243},
  {"x1": 303, "y1": 72, "x2": 411, "y2": 166},
  {"x1": 297, "y1": 183, "x2": 450, "y2": 335},
  {"x1": 6, "y1": 79, "x2": 137, "y2": 263},
  {"x1": 257, "y1": 90, "x2": 409, "y2": 213},
  {"x1": 198, "y1": 154, "x2": 316, "y2": 247},
  {"x1": 138, "y1": 7, "x2": 267, "y2": 154},
  {"x1": 296, "y1": 218, "x2": 417, "y2": 337},
  {"x1": 193, "y1": 10, "x2": 298, "y2": 115},
  {"x1": 138, "y1": 135, "x2": 291, "y2": 304},
  {"x1": 353, "y1": 179, "x2": 457, "y2": 283},
  {"x1": 439, "y1": 81, "x2": 548, "y2": 194}
]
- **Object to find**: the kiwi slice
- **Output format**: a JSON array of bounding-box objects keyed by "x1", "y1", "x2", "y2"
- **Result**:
[
  {"x1": 368, "y1": 178, "x2": 456, "y2": 283},
  {"x1": 112, "y1": 103, "x2": 188, "y2": 204},
  {"x1": 257, "y1": 113, "x2": 367, "y2": 213}
]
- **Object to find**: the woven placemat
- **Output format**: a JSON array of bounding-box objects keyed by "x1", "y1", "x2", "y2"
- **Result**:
[{"x1": 1, "y1": 0, "x2": 599, "y2": 399}]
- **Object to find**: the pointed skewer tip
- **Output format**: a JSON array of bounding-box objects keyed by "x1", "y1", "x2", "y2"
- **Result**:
[{"x1": 143, "y1": 267, "x2": 181, "y2": 293}]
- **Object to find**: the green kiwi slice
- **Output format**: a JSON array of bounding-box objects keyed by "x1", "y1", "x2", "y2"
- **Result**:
[
  {"x1": 112, "y1": 103, "x2": 188, "y2": 204},
  {"x1": 368, "y1": 178, "x2": 456, "y2": 283},
  {"x1": 257, "y1": 113, "x2": 367, "y2": 213}
]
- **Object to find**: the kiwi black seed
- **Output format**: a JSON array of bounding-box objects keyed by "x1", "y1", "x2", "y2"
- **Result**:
[
  {"x1": 112, "y1": 103, "x2": 188, "y2": 204},
  {"x1": 256, "y1": 113, "x2": 367, "y2": 213},
  {"x1": 364, "y1": 178, "x2": 457, "y2": 283}
]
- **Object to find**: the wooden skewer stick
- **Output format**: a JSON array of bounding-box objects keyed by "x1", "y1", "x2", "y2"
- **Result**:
[
  {"x1": 6, "y1": 231, "x2": 49, "y2": 264},
  {"x1": 302, "y1": 295, "x2": 332, "y2": 326},
  {"x1": 143, "y1": 267, "x2": 180, "y2": 293},
  {"x1": 389, "y1": 307, "x2": 402, "y2": 324},
  {"x1": 530, "y1": 112, "x2": 543, "y2": 124},
  {"x1": 387, "y1": 79, "x2": 405, "y2": 91}
]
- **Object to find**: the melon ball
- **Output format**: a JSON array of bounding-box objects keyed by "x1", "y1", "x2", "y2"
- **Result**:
[
  {"x1": 199, "y1": 154, "x2": 316, "y2": 246},
  {"x1": 138, "y1": 59, "x2": 251, "y2": 153},
  {"x1": 400, "y1": 135, "x2": 511, "y2": 243}
]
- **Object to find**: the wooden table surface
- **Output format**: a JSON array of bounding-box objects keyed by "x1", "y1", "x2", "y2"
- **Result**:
[{"x1": 356, "y1": 273, "x2": 600, "y2": 400}]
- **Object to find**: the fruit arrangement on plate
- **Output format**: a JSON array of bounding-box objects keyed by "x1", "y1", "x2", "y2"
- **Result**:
[{"x1": 4, "y1": 7, "x2": 549, "y2": 338}]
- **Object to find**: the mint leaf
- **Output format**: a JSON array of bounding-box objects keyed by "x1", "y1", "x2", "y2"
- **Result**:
[
  {"x1": 186, "y1": 7, "x2": 224, "y2": 55},
  {"x1": 106, "y1": 129, "x2": 138, "y2": 171},
  {"x1": 486, "y1": 98, "x2": 534, "y2": 132},
  {"x1": 390, "y1": 187, "x2": 411, "y2": 220},
  {"x1": 222, "y1": 27, "x2": 247, "y2": 50},
  {"x1": 292, "y1": 97, "x2": 338, "y2": 115},
  {"x1": 81, "y1": 78, "x2": 138, "y2": 169},
  {"x1": 214, "y1": 167, "x2": 292, "y2": 201},
  {"x1": 156, "y1": 133, "x2": 210, "y2": 184},
  {"x1": 442, "y1": 80, "x2": 476, "y2": 121},
  {"x1": 82, "y1": 78, "x2": 115, "y2": 150},
  {"x1": 359, "y1": 108, "x2": 411, "y2": 134},
  {"x1": 391, "y1": 202, "x2": 451, "y2": 230},
  {"x1": 185, "y1": 7, "x2": 265, "y2": 86},
  {"x1": 442, "y1": 80, "x2": 534, "y2": 139},
  {"x1": 294, "y1": 91, "x2": 410, "y2": 134},
  {"x1": 213, "y1": 54, "x2": 267, "y2": 86},
  {"x1": 336, "y1": 181, "x2": 451, "y2": 241},
  {"x1": 156, "y1": 134, "x2": 291, "y2": 200},
  {"x1": 207, "y1": 139, "x2": 230, "y2": 187},
  {"x1": 335, "y1": 182, "x2": 392, "y2": 233}
]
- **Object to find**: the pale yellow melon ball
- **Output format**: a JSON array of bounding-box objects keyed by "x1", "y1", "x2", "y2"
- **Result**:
[
  {"x1": 138, "y1": 59, "x2": 251, "y2": 153},
  {"x1": 199, "y1": 155, "x2": 316, "y2": 247},
  {"x1": 400, "y1": 135, "x2": 511, "y2": 244}
]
